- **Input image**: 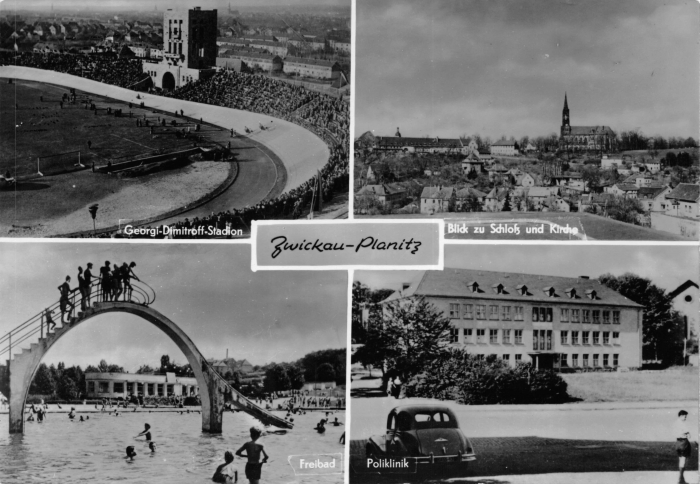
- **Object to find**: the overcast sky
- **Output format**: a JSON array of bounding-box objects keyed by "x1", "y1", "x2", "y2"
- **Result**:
[
  {"x1": 0, "y1": 0, "x2": 349, "y2": 11},
  {"x1": 1, "y1": 242, "x2": 347, "y2": 371},
  {"x1": 357, "y1": 245, "x2": 699, "y2": 297},
  {"x1": 356, "y1": 0, "x2": 699, "y2": 140}
]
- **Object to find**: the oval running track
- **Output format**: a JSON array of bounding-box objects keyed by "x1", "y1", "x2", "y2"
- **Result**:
[{"x1": 0, "y1": 65, "x2": 329, "y2": 218}]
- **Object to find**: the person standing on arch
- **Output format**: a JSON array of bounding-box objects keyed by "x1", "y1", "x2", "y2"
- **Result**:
[
  {"x1": 122, "y1": 262, "x2": 140, "y2": 302},
  {"x1": 77, "y1": 266, "x2": 87, "y2": 311},
  {"x1": 100, "y1": 261, "x2": 111, "y2": 301},
  {"x1": 83, "y1": 262, "x2": 94, "y2": 308},
  {"x1": 57, "y1": 276, "x2": 75, "y2": 324}
]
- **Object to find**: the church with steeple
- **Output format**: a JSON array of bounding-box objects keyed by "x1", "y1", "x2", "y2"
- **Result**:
[{"x1": 559, "y1": 93, "x2": 616, "y2": 152}]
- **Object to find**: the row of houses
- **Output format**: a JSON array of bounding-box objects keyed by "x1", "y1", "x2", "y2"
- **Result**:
[
  {"x1": 370, "y1": 132, "x2": 537, "y2": 156},
  {"x1": 218, "y1": 30, "x2": 350, "y2": 54},
  {"x1": 216, "y1": 52, "x2": 343, "y2": 80}
]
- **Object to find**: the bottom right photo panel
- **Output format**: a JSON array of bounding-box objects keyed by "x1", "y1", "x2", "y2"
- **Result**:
[{"x1": 350, "y1": 244, "x2": 699, "y2": 484}]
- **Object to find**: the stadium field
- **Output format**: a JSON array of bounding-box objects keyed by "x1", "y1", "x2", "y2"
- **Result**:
[{"x1": 0, "y1": 79, "x2": 262, "y2": 236}]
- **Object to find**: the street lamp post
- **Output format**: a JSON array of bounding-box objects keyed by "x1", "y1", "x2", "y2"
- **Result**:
[{"x1": 88, "y1": 204, "x2": 99, "y2": 235}]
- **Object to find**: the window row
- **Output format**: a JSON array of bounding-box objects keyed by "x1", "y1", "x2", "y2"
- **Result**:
[
  {"x1": 448, "y1": 303, "x2": 620, "y2": 324},
  {"x1": 561, "y1": 331, "x2": 621, "y2": 346},
  {"x1": 449, "y1": 328, "x2": 622, "y2": 348},
  {"x1": 566, "y1": 353, "x2": 619, "y2": 368},
  {"x1": 449, "y1": 328, "x2": 524, "y2": 345}
]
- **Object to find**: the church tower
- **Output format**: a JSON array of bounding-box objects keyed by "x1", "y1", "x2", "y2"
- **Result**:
[{"x1": 561, "y1": 93, "x2": 570, "y2": 136}]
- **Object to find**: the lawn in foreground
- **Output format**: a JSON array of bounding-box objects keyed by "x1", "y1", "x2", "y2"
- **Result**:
[
  {"x1": 562, "y1": 367, "x2": 698, "y2": 402},
  {"x1": 356, "y1": 212, "x2": 686, "y2": 241}
]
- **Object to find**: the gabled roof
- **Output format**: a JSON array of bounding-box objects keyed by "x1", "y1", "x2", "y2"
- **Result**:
[
  {"x1": 637, "y1": 186, "x2": 669, "y2": 199},
  {"x1": 455, "y1": 187, "x2": 487, "y2": 198},
  {"x1": 376, "y1": 136, "x2": 464, "y2": 149},
  {"x1": 566, "y1": 126, "x2": 615, "y2": 136},
  {"x1": 613, "y1": 183, "x2": 639, "y2": 192},
  {"x1": 284, "y1": 56, "x2": 337, "y2": 68},
  {"x1": 357, "y1": 184, "x2": 405, "y2": 197},
  {"x1": 485, "y1": 187, "x2": 509, "y2": 200},
  {"x1": 528, "y1": 187, "x2": 558, "y2": 198},
  {"x1": 382, "y1": 268, "x2": 643, "y2": 308},
  {"x1": 666, "y1": 183, "x2": 700, "y2": 202},
  {"x1": 421, "y1": 186, "x2": 454, "y2": 199},
  {"x1": 488, "y1": 163, "x2": 507, "y2": 172},
  {"x1": 668, "y1": 280, "x2": 699, "y2": 299}
]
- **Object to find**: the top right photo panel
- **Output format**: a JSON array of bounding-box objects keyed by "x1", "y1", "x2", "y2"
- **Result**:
[{"x1": 353, "y1": 0, "x2": 699, "y2": 241}]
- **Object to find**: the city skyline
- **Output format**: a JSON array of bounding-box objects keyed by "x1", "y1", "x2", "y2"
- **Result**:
[
  {"x1": 1, "y1": 243, "x2": 347, "y2": 371},
  {"x1": 356, "y1": 0, "x2": 699, "y2": 141},
  {"x1": 0, "y1": 0, "x2": 350, "y2": 11}
]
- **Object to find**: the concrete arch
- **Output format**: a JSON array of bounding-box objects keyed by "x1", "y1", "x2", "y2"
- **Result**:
[
  {"x1": 9, "y1": 302, "x2": 225, "y2": 434},
  {"x1": 162, "y1": 72, "x2": 176, "y2": 91}
]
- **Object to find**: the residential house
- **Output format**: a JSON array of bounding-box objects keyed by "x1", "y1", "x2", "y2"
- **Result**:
[
  {"x1": 455, "y1": 187, "x2": 487, "y2": 211},
  {"x1": 484, "y1": 187, "x2": 509, "y2": 211},
  {"x1": 420, "y1": 186, "x2": 455, "y2": 214},
  {"x1": 356, "y1": 184, "x2": 406, "y2": 207},
  {"x1": 608, "y1": 183, "x2": 639, "y2": 198},
  {"x1": 664, "y1": 183, "x2": 700, "y2": 219},
  {"x1": 487, "y1": 163, "x2": 508, "y2": 181},
  {"x1": 637, "y1": 186, "x2": 672, "y2": 212}
]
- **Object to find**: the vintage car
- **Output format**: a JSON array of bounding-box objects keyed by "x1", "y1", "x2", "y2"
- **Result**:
[{"x1": 365, "y1": 405, "x2": 476, "y2": 473}]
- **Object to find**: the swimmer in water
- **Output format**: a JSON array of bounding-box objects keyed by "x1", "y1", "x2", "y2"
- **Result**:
[
  {"x1": 212, "y1": 450, "x2": 238, "y2": 483},
  {"x1": 79, "y1": 416, "x2": 84, "y2": 422},
  {"x1": 125, "y1": 446, "x2": 137, "y2": 461},
  {"x1": 332, "y1": 417, "x2": 343, "y2": 427},
  {"x1": 236, "y1": 427, "x2": 268, "y2": 484},
  {"x1": 135, "y1": 423, "x2": 152, "y2": 441},
  {"x1": 149, "y1": 442, "x2": 157, "y2": 453},
  {"x1": 68, "y1": 407, "x2": 76, "y2": 419},
  {"x1": 314, "y1": 420, "x2": 326, "y2": 434}
]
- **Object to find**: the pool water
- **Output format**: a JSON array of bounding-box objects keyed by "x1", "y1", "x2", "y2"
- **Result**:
[{"x1": 0, "y1": 407, "x2": 345, "y2": 483}]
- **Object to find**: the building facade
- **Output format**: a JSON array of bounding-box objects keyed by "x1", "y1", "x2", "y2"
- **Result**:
[
  {"x1": 382, "y1": 269, "x2": 644, "y2": 371},
  {"x1": 560, "y1": 94, "x2": 617, "y2": 151},
  {"x1": 85, "y1": 372, "x2": 199, "y2": 399},
  {"x1": 146, "y1": 7, "x2": 218, "y2": 90},
  {"x1": 490, "y1": 140, "x2": 519, "y2": 156}
]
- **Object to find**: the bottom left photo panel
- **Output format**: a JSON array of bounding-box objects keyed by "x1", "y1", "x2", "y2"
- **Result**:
[{"x1": 0, "y1": 242, "x2": 348, "y2": 484}]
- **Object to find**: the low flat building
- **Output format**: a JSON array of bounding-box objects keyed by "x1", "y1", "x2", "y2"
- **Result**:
[
  {"x1": 601, "y1": 155, "x2": 623, "y2": 170},
  {"x1": 381, "y1": 269, "x2": 644, "y2": 371},
  {"x1": 85, "y1": 372, "x2": 199, "y2": 398},
  {"x1": 282, "y1": 57, "x2": 342, "y2": 80},
  {"x1": 490, "y1": 140, "x2": 519, "y2": 156},
  {"x1": 375, "y1": 136, "x2": 469, "y2": 155}
]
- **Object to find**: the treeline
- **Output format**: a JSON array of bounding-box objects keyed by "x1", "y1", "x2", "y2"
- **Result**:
[
  {"x1": 29, "y1": 359, "x2": 123, "y2": 401},
  {"x1": 261, "y1": 348, "x2": 346, "y2": 393}
]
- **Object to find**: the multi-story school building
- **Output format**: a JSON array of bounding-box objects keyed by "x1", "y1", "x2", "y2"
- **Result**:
[{"x1": 381, "y1": 268, "x2": 644, "y2": 371}]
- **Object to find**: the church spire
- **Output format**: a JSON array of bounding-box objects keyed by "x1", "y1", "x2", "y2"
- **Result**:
[{"x1": 564, "y1": 92, "x2": 568, "y2": 110}]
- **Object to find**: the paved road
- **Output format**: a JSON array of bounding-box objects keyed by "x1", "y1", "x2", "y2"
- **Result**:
[{"x1": 349, "y1": 437, "x2": 698, "y2": 482}]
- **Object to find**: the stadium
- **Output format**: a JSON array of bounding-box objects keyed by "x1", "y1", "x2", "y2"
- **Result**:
[{"x1": 0, "y1": 30, "x2": 349, "y2": 238}]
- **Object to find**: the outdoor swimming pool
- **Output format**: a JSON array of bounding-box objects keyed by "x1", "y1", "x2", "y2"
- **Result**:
[{"x1": 0, "y1": 406, "x2": 345, "y2": 483}]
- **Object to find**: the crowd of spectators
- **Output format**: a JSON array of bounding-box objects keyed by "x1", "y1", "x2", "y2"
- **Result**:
[
  {"x1": 0, "y1": 51, "x2": 147, "y2": 88},
  {"x1": 0, "y1": 52, "x2": 349, "y2": 237}
]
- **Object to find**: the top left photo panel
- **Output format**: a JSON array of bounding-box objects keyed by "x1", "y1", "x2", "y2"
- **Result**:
[{"x1": 0, "y1": 0, "x2": 350, "y2": 239}]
